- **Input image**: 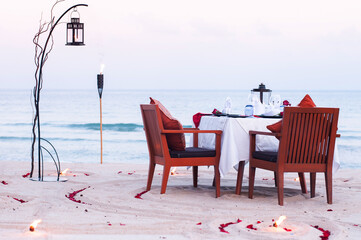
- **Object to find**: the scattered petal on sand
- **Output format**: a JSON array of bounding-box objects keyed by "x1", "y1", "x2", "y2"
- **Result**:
[
  {"x1": 327, "y1": 209, "x2": 333, "y2": 212},
  {"x1": 22, "y1": 173, "x2": 30, "y2": 178},
  {"x1": 311, "y1": 225, "x2": 331, "y2": 240},
  {"x1": 246, "y1": 224, "x2": 257, "y2": 230},
  {"x1": 118, "y1": 171, "x2": 122, "y2": 174},
  {"x1": 84, "y1": 173, "x2": 90, "y2": 176},
  {"x1": 196, "y1": 222, "x2": 202, "y2": 225},
  {"x1": 7, "y1": 196, "x2": 28, "y2": 203},
  {"x1": 283, "y1": 228, "x2": 292, "y2": 232},
  {"x1": 120, "y1": 223, "x2": 126, "y2": 226},
  {"x1": 1, "y1": 180, "x2": 8, "y2": 185},
  {"x1": 219, "y1": 219, "x2": 242, "y2": 233},
  {"x1": 65, "y1": 186, "x2": 91, "y2": 204},
  {"x1": 135, "y1": 190, "x2": 149, "y2": 199}
]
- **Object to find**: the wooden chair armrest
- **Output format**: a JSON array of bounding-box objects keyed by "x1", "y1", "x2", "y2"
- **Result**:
[
  {"x1": 249, "y1": 130, "x2": 280, "y2": 137},
  {"x1": 162, "y1": 129, "x2": 222, "y2": 135},
  {"x1": 183, "y1": 127, "x2": 199, "y2": 130}
]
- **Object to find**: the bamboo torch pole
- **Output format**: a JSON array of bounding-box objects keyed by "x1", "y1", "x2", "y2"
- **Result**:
[{"x1": 97, "y1": 68, "x2": 104, "y2": 164}]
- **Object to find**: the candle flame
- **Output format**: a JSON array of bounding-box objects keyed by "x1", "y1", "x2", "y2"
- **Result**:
[
  {"x1": 100, "y1": 64, "x2": 105, "y2": 74},
  {"x1": 29, "y1": 219, "x2": 42, "y2": 232},
  {"x1": 170, "y1": 167, "x2": 177, "y2": 175},
  {"x1": 273, "y1": 216, "x2": 286, "y2": 227},
  {"x1": 60, "y1": 168, "x2": 70, "y2": 176},
  {"x1": 294, "y1": 177, "x2": 300, "y2": 181}
]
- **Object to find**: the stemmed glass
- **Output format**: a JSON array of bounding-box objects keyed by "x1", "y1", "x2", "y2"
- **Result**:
[{"x1": 269, "y1": 95, "x2": 281, "y2": 109}]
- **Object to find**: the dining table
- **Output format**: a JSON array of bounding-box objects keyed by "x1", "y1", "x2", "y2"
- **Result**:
[{"x1": 191, "y1": 115, "x2": 340, "y2": 178}]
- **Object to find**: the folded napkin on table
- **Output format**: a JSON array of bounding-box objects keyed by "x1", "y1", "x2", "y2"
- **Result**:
[{"x1": 193, "y1": 113, "x2": 212, "y2": 128}]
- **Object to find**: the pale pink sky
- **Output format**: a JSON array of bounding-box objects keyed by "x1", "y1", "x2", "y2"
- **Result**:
[{"x1": 1, "y1": 0, "x2": 361, "y2": 90}]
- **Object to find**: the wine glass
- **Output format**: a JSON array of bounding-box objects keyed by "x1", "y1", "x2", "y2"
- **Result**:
[{"x1": 270, "y1": 95, "x2": 281, "y2": 109}]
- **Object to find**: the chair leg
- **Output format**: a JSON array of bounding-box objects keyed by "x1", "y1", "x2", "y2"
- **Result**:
[
  {"x1": 248, "y1": 166, "x2": 256, "y2": 199},
  {"x1": 298, "y1": 172, "x2": 308, "y2": 194},
  {"x1": 235, "y1": 161, "x2": 245, "y2": 195},
  {"x1": 277, "y1": 171, "x2": 284, "y2": 206},
  {"x1": 274, "y1": 172, "x2": 277, "y2": 187},
  {"x1": 310, "y1": 173, "x2": 316, "y2": 198},
  {"x1": 325, "y1": 171, "x2": 332, "y2": 204},
  {"x1": 161, "y1": 165, "x2": 171, "y2": 194},
  {"x1": 146, "y1": 162, "x2": 156, "y2": 191},
  {"x1": 193, "y1": 166, "x2": 198, "y2": 188},
  {"x1": 214, "y1": 165, "x2": 221, "y2": 198}
]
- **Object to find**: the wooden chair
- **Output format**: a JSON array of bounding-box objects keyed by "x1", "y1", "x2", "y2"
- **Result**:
[
  {"x1": 140, "y1": 104, "x2": 222, "y2": 197},
  {"x1": 246, "y1": 107, "x2": 339, "y2": 205}
]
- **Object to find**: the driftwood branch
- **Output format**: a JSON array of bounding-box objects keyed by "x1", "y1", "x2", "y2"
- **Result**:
[{"x1": 31, "y1": 0, "x2": 65, "y2": 178}]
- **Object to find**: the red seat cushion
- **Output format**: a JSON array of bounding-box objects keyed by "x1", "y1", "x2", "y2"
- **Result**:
[
  {"x1": 150, "y1": 97, "x2": 186, "y2": 151},
  {"x1": 266, "y1": 94, "x2": 316, "y2": 139}
]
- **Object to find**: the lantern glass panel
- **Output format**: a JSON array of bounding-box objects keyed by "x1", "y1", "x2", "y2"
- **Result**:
[{"x1": 66, "y1": 18, "x2": 85, "y2": 45}]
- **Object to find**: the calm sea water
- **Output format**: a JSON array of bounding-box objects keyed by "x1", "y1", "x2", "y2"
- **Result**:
[{"x1": 0, "y1": 89, "x2": 360, "y2": 169}]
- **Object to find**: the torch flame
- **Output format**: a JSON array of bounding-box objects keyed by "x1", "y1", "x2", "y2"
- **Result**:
[
  {"x1": 100, "y1": 64, "x2": 105, "y2": 74},
  {"x1": 273, "y1": 216, "x2": 286, "y2": 227},
  {"x1": 170, "y1": 167, "x2": 177, "y2": 175},
  {"x1": 60, "y1": 168, "x2": 70, "y2": 176},
  {"x1": 29, "y1": 219, "x2": 42, "y2": 232}
]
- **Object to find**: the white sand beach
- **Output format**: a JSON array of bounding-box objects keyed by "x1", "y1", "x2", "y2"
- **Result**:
[{"x1": 1, "y1": 161, "x2": 360, "y2": 239}]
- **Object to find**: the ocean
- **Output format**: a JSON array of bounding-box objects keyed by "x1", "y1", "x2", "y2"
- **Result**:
[{"x1": 0, "y1": 89, "x2": 360, "y2": 169}]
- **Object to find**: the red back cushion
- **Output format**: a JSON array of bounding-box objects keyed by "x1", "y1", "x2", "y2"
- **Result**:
[
  {"x1": 266, "y1": 94, "x2": 316, "y2": 139},
  {"x1": 298, "y1": 94, "x2": 316, "y2": 108},
  {"x1": 266, "y1": 120, "x2": 282, "y2": 139},
  {"x1": 150, "y1": 97, "x2": 186, "y2": 151}
]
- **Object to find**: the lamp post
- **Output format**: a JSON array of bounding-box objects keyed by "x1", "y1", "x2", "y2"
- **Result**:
[{"x1": 30, "y1": 3, "x2": 88, "y2": 181}]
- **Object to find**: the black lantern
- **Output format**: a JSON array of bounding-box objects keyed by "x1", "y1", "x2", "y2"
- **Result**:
[
  {"x1": 66, "y1": 8, "x2": 85, "y2": 46},
  {"x1": 251, "y1": 83, "x2": 272, "y2": 104}
]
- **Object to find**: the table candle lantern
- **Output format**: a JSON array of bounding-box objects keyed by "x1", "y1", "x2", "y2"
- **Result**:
[{"x1": 251, "y1": 83, "x2": 272, "y2": 105}]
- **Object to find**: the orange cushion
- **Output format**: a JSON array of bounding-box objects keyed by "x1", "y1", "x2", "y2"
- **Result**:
[
  {"x1": 266, "y1": 120, "x2": 282, "y2": 140},
  {"x1": 266, "y1": 94, "x2": 316, "y2": 139},
  {"x1": 298, "y1": 94, "x2": 316, "y2": 108},
  {"x1": 150, "y1": 97, "x2": 186, "y2": 151}
]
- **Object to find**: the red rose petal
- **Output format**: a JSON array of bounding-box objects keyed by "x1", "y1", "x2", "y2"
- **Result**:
[
  {"x1": 65, "y1": 186, "x2": 91, "y2": 205},
  {"x1": 196, "y1": 222, "x2": 202, "y2": 225},
  {"x1": 283, "y1": 228, "x2": 292, "y2": 232},
  {"x1": 135, "y1": 190, "x2": 149, "y2": 199},
  {"x1": 117, "y1": 171, "x2": 122, "y2": 174},
  {"x1": 343, "y1": 180, "x2": 349, "y2": 182},
  {"x1": 311, "y1": 225, "x2": 331, "y2": 240},
  {"x1": 120, "y1": 223, "x2": 126, "y2": 226},
  {"x1": 246, "y1": 224, "x2": 257, "y2": 230},
  {"x1": 84, "y1": 173, "x2": 89, "y2": 176},
  {"x1": 128, "y1": 173, "x2": 133, "y2": 175},
  {"x1": 327, "y1": 209, "x2": 333, "y2": 211},
  {"x1": 1, "y1": 181, "x2": 8, "y2": 185},
  {"x1": 262, "y1": 178, "x2": 268, "y2": 180},
  {"x1": 8, "y1": 196, "x2": 28, "y2": 203},
  {"x1": 219, "y1": 219, "x2": 242, "y2": 233},
  {"x1": 22, "y1": 173, "x2": 30, "y2": 178},
  {"x1": 256, "y1": 221, "x2": 262, "y2": 224}
]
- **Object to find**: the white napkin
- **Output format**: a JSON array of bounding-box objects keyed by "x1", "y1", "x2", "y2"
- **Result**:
[{"x1": 222, "y1": 97, "x2": 232, "y2": 114}]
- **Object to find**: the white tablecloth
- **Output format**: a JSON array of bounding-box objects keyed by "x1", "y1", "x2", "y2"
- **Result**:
[{"x1": 192, "y1": 116, "x2": 340, "y2": 177}]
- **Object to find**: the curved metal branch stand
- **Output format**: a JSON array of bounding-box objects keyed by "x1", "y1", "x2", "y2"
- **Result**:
[{"x1": 30, "y1": 3, "x2": 88, "y2": 182}]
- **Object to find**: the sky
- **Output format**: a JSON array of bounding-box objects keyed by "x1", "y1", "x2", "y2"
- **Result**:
[{"x1": 1, "y1": 0, "x2": 361, "y2": 90}]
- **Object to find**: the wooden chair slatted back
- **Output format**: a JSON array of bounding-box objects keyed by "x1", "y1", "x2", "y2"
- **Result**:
[
  {"x1": 140, "y1": 104, "x2": 166, "y2": 158},
  {"x1": 280, "y1": 107, "x2": 339, "y2": 166}
]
